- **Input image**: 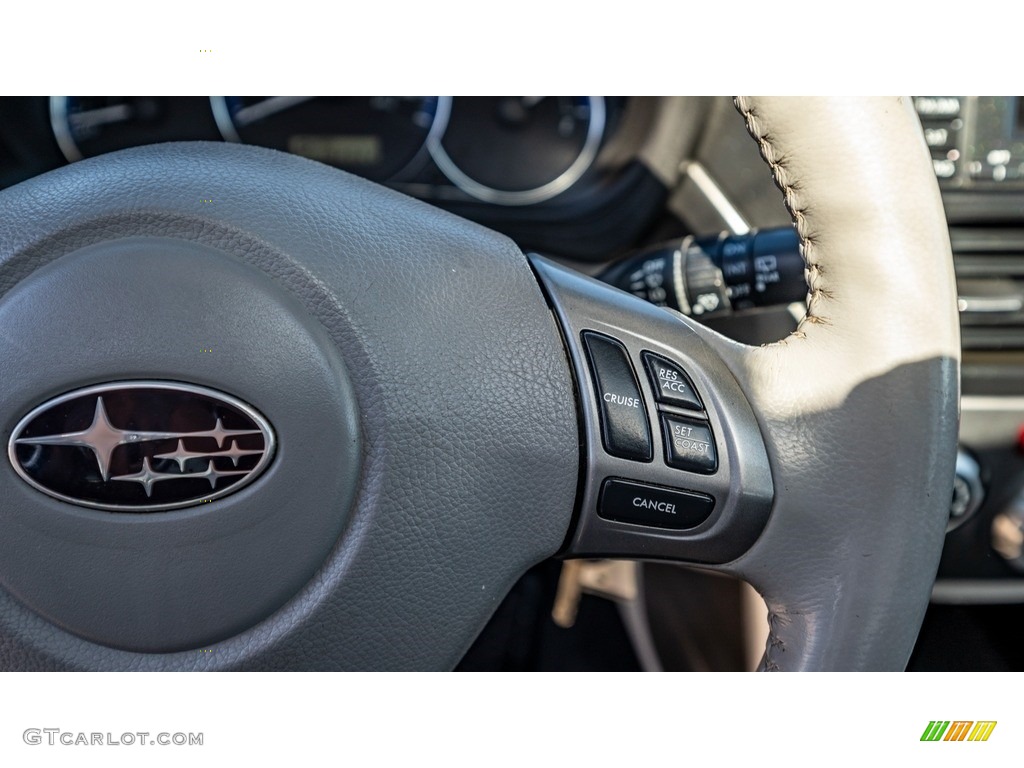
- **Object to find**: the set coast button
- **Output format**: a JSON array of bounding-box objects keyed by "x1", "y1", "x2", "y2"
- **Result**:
[{"x1": 661, "y1": 414, "x2": 718, "y2": 474}]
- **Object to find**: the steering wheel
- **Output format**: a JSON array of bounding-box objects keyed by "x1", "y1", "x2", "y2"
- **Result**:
[{"x1": 0, "y1": 97, "x2": 959, "y2": 671}]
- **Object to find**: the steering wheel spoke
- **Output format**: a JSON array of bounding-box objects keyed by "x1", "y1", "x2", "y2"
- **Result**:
[
  {"x1": 532, "y1": 255, "x2": 774, "y2": 564},
  {"x1": 535, "y1": 96, "x2": 960, "y2": 671}
]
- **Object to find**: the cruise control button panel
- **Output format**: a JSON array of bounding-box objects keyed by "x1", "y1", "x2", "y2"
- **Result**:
[
  {"x1": 661, "y1": 414, "x2": 718, "y2": 473},
  {"x1": 582, "y1": 331, "x2": 652, "y2": 461},
  {"x1": 642, "y1": 352, "x2": 703, "y2": 410},
  {"x1": 599, "y1": 478, "x2": 715, "y2": 530},
  {"x1": 530, "y1": 254, "x2": 775, "y2": 564}
]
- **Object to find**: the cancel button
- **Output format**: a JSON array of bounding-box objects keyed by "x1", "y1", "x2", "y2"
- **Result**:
[{"x1": 598, "y1": 478, "x2": 715, "y2": 530}]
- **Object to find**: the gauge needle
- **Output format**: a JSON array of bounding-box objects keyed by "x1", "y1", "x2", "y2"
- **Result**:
[
  {"x1": 69, "y1": 104, "x2": 133, "y2": 130},
  {"x1": 233, "y1": 96, "x2": 316, "y2": 126},
  {"x1": 521, "y1": 96, "x2": 546, "y2": 108}
]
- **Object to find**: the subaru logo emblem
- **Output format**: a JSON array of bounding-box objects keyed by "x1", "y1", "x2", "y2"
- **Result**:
[{"x1": 7, "y1": 381, "x2": 276, "y2": 511}]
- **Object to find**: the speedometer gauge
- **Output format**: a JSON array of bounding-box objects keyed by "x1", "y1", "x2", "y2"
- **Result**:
[
  {"x1": 428, "y1": 97, "x2": 606, "y2": 206},
  {"x1": 210, "y1": 97, "x2": 450, "y2": 182},
  {"x1": 50, "y1": 97, "x2": 221, "y2": 162}
]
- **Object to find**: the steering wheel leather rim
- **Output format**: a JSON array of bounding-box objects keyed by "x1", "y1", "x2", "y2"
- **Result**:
[
  {"x1": 0, "y1": 96, "x2": 959, "y2": 671},
  {"x1": 716, "y1": 97, "x2": 960, "y2": 670}
]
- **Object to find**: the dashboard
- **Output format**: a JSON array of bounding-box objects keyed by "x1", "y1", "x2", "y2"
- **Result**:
[
  {"x1": 921, "y1": 96, "x2": 1024, "y2": 189},
  {"x1": 908, "y1": 97, "x2": 1024, "y2": 611},
  {"x1": 50, "y1": 96, "x2": 609, "y2": 203}
]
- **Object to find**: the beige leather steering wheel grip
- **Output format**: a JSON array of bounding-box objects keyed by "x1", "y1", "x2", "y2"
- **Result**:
[
  {"x1": 716, "y1": 97, "x2": 961, "y2": 669},
  {"x1": 536, "y1": 96, "x2": 959, "y2": 671}
]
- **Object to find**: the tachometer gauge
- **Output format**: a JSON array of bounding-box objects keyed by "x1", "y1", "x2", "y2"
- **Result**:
[
  {"x1": 428, "y1": 97, "x2": 606, "y2": 206},
  {"x1": 210, "y1": 97, "x2": 450, "y2": 182},
  {"x1": 50, "y1": 97, "x2": 222, "y2": 162}
]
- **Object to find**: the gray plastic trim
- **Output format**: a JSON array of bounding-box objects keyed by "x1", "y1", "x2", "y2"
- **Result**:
[
  {"x1": 616, "y1": 563, "x2": 664, "y2": 672},
  {"x1": 679, "y1": 161, "x2": 750, "y2": 235},
  {"x1": 532, "y1": 255, "x2": 773, "y2": 564},
  {"x1": 961, "y1": 395, "x2": 1024, "y2": 449},
  {"x1": 931, "y1": 579, "x2": 1024, "y2": 604}
]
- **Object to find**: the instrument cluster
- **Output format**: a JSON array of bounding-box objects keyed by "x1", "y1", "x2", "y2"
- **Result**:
[
  {"x1": 0, "y1": 96, "x2": 686, "y2": 260},
  {"x1": 48, "y1": 96, "x2": 615, "y2": 207}
]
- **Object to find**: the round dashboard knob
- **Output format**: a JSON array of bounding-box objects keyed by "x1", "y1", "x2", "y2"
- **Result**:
[{"x1": 949, "y1": 448, "x2": 984, "y2": 531}]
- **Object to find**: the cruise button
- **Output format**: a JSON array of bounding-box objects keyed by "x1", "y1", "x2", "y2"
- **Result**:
[
  {"x1": 642, "y1": 352, "x2": 703, "y2": 410},
  {"x1": 599, "y1": 478, "x2": 715, "y2": 530},
  {"x1": 662, "y1": 414, "x2": 718, "y2": 473},
  {"x1": 582, "y1": 332, "x2": 652, "y2": 461}
]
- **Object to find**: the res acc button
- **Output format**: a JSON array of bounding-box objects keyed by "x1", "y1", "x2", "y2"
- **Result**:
[
  {"x1": 641, "y1": 352, "x2": 703, "y2": 411},
  {"x1": 598, "y1": 478, "x2": 715, "y2": 530}
]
